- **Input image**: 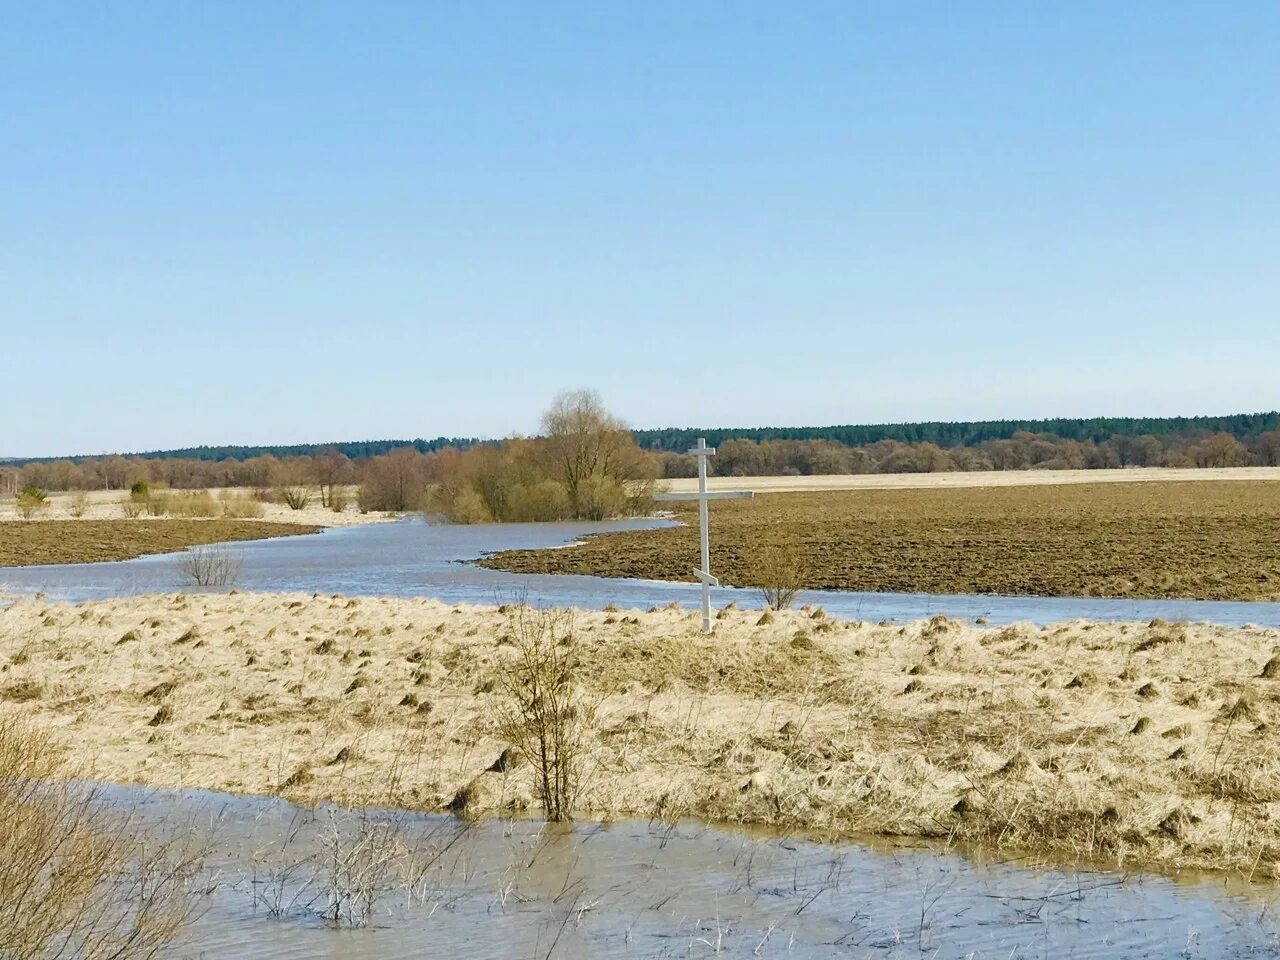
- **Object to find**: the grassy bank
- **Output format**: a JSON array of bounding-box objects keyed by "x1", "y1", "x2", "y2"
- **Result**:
[
  {"x1": 3, "y1": 593, "x2": 1280, "y2": 877},
  {"x1": 0, "y1": 519, "x2": 321, "y2": 567},
  {"x1": 481, "y1": 480, "x2": 1280, "y2": 601}
]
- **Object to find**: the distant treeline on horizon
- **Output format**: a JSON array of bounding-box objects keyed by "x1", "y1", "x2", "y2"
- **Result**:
[{"x1": 7, "y1": 411, "x2": 1279, "y2": 466}]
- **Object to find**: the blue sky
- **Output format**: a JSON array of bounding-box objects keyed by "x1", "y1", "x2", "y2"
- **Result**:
[{"x1": 2, "y1": 2, "x2": 1277, "y2": 457}]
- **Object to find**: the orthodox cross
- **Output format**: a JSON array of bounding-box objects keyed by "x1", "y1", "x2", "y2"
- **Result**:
[{"x1": 654, "y1": 438, "x2": 754, "y2": 632}]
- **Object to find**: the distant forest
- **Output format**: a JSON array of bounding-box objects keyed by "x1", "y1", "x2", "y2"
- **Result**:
[
  {"x1": 5, "y1": 410, "x2": 1280, "y2": 501},
  {"x1": 7, "y1": 412, "x2": 1279, "y2": 465},
  {"x1": 635, "y1": 412, "x2": 1280, "y2": 452}
]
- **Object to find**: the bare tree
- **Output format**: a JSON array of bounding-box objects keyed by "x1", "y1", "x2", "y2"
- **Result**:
[
  {"x1": 1251, "y1": 430, "x2": 1280, "y2": 467},
  {"x1": 539, "y1": 389, "x2": 651, "y2": 517},
  {"x1": 358, "y1": 447, "x2": 427, "y2": 512},
  {"x1": 312, "y1": 447, "x2": 353, "y2": 508},
  {"x1": 1192, "y1": 433, "x2": 1249, "y2": 468}
]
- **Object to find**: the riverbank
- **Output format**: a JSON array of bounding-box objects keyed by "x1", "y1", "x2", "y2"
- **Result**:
[
  {"x1": 483, "y1": 479, "x2": 1280, "y2": 601},
  {"x1": 2, "y1": 592, "x2": 1278, "y2": 877}
]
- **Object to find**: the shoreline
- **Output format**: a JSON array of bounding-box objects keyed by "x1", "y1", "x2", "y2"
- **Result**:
[{"x1": 3, "y1": 592, "x2": 1279, "y2": 879}]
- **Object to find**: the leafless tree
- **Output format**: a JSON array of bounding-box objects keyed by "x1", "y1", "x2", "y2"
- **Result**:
[
  {"x1": 312, "y1": 448, "x2": 353, "y2": 507},
  {"x1": 539, "y1": 389, "x2": 652, "y2": 516},
  {"x1": 358, "y1": 447, "x2": 427, "y2": 512}
]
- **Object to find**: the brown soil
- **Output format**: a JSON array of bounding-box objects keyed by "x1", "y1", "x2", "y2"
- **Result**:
[
  {"x1": 0, "y1": 520, "x2": 321, "y2": 567},
  {"x1": 3, "y1": 593, "x2": 1280, "y2": 877},
  {"x1": 481, "y1": 481, "x2": 1280, "y2": 601}
]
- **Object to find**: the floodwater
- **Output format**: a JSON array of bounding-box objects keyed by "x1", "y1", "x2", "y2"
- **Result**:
[
  {"x1": 112, "y1": 784, "x2": 1278, "y2": 959},
  {"x1": 3, "y1": 516, "x2": 1280, "y2": 626}
]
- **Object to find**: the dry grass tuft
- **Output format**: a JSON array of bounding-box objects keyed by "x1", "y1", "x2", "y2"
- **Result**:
[{"x1": 0, "y1": 715, "x2": 204, "y2": 958}]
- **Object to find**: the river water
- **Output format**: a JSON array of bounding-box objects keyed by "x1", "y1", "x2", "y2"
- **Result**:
[
  {"x1": 10, "y1": 520, "x2": 1280, "y2": 956},
  {"x1": 110, "y1": 784, "x2": 1280, "y2": 959},
  {"x1": 3, "y1": 516, "x2": 1279, "y2": 626}
]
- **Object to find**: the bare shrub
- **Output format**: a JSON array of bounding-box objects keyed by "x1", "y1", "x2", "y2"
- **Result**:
[
  {"x1": 15, "y1": 486, "x2": 48, "y2": 520},
  {"x1": 278, "y1": 486, "x2": 313, "y2": 511},
  {"x1": 624, "y1": 477, "x2": 657, "y2": 516},
  {"x1": 494, "y1": 607, "x2": 597, "y2": 822},
  {"x1": 749, "y1": 540, "x2": 811, "y2": 611},
  {"x1": 0, "y1": 716, "x2": 204, "y2": 958},
  {"x1": 218, "y1": 491, "x2": 265, "y2": 519},
  {"x1": 574, "y1": 473, "x2": 628, "y2": 521},
  {"x1": 442, "y1": 487, "x2": 492, "y2": 524},
  {"x1": 177, "y1": 543, "x2": 243, "y2": 587},
  {"x1": 253, "y1": 486, "x2": 279, "y2": 504},
  {"x1": 505, "y1": 479, "x2": 572, "y2": 522},
  {"x1": 154, "y1": 491, "x2": 218, "y2": 518},
  {"x1": 68, "y1": 490, "x2": 90, "y2": 518},
  {"x1": 120, "y1": 498, "x2": 146, "y2": 519},
  {"x1": 329, "y1": 487, "x2": 350, "y2": 513},
  {"x1": 318, "y1": 810, "x2": 403, "y2": 927},
  {"x1": 358, "y1": 448, "x2": 427, "y2": 512}
]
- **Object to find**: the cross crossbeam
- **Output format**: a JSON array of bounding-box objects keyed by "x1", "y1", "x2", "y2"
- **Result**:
[{"x1": 651, "y1": 438, "x2": 753, "y2": 632}]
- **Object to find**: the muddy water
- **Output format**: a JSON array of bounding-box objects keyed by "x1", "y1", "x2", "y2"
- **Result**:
[
  {"x1": 116, "y1": 785, "x2": 1277, "y2": 959},
  {"x1": 4, "y1": 517, "x2": 1280, "y2": 626}
]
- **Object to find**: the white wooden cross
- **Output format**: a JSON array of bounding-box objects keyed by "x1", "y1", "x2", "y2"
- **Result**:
[{"x1": 653, "y1": 438, "x2": 754, "y2": 633}]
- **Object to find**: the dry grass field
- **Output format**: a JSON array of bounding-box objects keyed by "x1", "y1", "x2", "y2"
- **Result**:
[
  {"x1": 0, "y1": 487, "x2": 383, "y2": 528},
  {"x1": 0, "y1": 520, "x2": 321, "y2": 567},
  {"x1": 659, "y1": 465, "x2": 1280, "y2": 494},
  {"x1": 483, "y1": 480, "x2": 1280, "y2": 601},
  {"x1": 3, "y1": 593, "x2": 1280, "y2": 877}
]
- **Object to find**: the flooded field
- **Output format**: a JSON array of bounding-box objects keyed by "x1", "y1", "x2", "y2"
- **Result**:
[
  {"x1": 4, "y1": 516, "x2": 1280, "y2": 627},
  {"x1": 109, "y1": 784, "x2": 1280, "y2": 958}
]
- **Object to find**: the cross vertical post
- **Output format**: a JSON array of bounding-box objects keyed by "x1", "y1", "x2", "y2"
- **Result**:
[{"x1": 653, "y1": 438, "x2": 754, "y2": 632}]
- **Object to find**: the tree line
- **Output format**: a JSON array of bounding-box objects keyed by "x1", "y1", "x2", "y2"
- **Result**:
[
  {"x1": 634, "y1": 411, "x2": 1280, "y2": 451},
  {"x1": 4, "y1": 407, "x2": 1279, "y2": 506},
  {"x1": 651, "y1": 429, "x2": 1280, "y2": 478},
  {"x1": 1, "y1": 391, "x2": 657, "y2": 523},
  {"x1": 7, "y1": 410, "x2": 1277, "y2": 467}
]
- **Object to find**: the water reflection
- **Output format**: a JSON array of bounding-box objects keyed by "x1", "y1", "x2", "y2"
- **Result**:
[{"x1": 109, "y1": 784, "x2": 1280, "y2": 959}]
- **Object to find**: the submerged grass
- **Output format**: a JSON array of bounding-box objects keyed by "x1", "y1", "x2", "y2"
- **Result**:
[
  {"x1": 4, "y1": 593, "x2": 1280, "y2": 878},
  {"x1": 0, "y1": 519, "x2": 321, "y2": 567},
  {"x1": 480, "y1": 480, "x2": 1280, "y2": 601}
]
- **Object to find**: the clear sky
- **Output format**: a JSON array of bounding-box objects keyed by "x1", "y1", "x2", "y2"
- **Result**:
[{"x1": 2, "y1": 2, "x2": 1277, "y2": 457}]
